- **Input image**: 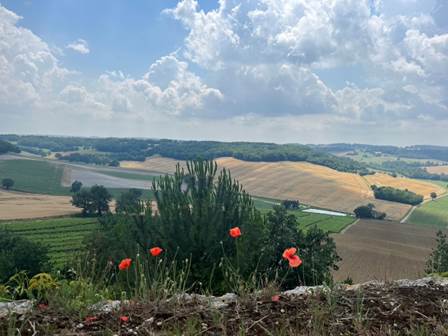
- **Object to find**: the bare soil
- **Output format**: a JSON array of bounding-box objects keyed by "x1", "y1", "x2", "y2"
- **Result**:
[{"x1": 333, "y1": 219, "x2": 439, "y2": 283}]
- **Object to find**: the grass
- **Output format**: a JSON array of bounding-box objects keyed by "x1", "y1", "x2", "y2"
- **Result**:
[
  {"x1": 0, "y1": 217, "x2": 98, "y2": 267},
  {"x1": 407, "y1": 195, "x2": 448, "y2": 228},
  {"x1": 255, "y1": 200, "x2": 355, "y2": 234},
  {"x1": 0, "y1": 158, "x2": 155, "y2": 200},
  {"x1": 0, "y1": 159, "x2": 70, "y2": 195}
]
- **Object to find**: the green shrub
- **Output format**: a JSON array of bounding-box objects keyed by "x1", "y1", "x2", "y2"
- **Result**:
[
  {"x1": 86, "y1": 160, "x2": 341, "y2": 295},
  {"x1": 0, "y1": 229, "x2": 49, "y2": 283},
  {"x1": 371, "y1": 185, "x2": 423, "y2": 205}
]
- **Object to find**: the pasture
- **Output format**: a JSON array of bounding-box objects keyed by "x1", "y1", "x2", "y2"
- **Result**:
[
  {"x1": 121, "y1": 156, "x2": 413, "y2": 220},
  {"x1": 406, "y1": 196, "x2": 448, "y2": 228},
  {"x1": 333, "y1": 219, "x2": 438, "y2": 282},
  {"x1": 1, "y1": 217, "x2": 98, "y2": 267}
]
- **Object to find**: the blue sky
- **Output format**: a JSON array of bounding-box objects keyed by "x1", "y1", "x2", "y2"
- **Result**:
[{"x1": 0, "y1": 0, "x2": 447, "y2": 145}]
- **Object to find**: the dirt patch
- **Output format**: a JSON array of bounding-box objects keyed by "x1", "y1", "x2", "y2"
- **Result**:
[
  {"x1": 0, "y1": 190, "x2": 79, "y2": 220},
  {"x1": 333, "y1": 219, "x2": 439, "y2": 283}
]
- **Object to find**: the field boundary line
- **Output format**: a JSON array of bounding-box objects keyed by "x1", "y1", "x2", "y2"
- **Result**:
[{"x1": 340, "y1": 218, "x2": 359, "y2": 234}]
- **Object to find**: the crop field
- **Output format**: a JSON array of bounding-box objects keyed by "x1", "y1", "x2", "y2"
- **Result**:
[
  {"x1": 426, "y1": 165, "x2": 448, "y2": 175},
  {"x1": 406, "y1": 196, "x2": 448, "y2": 228},
  {"x1": 254, "y1": 197, "x2": 355, "y2": 233},
  {"x1": 1, "y1": 217, "x2": 98, "y2": 267},
  {"x1": 0, "y1": 159, "x2": 70, "y2": 195},
  {"x1": 333, "y1": 219, "x2": 439, "y2": 282},
  {"x1": 120, "y1": 156, "x2": 184, "y2": 174},
  {"x1": 363, "y1": 173, "x2": 444, "y2": 200},
  {"x1": 0, "y1": 190, "x2": 78, "y2": 220},
  {"x1": 122, "y1": 156, "x2": 412, "y2": 220},
  {"x1": 61, "y1": 166, "x2": 153, "y2": 190}
]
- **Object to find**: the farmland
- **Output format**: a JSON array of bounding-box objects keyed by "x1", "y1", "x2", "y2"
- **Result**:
[
  {"x1": 333, "y1": 219, "x2": 438, "y2": 282},
  {"x1": 406, "y1": 196, "x2": 448, "y2": 229},
  {"x1": 0, "y1": 190, "x2": 78, "y2": 220},
  {"x1": 0, "y1": 159, "x2": 70, "y2": 195},
  {"x1": 121, "y1": 156, "x2": 414, "y2": 220},
  {"x1": 364, "y1": 173, "x2": 444, "y2": 200},
  {"x1": 427, "y1": 165, "x2": 448, "y2": 175},
  {"x1": 1, "y1": 217, "x2": 98, "y2": 267},
  {"x1": 254, "y1": 197, "x2": 356, "y2": 233}
]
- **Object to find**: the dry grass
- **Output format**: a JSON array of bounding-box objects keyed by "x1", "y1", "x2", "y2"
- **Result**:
[
  {"x1": 0, "y1": 190, "x2": 79, "y2": 220},
  {"x1": 333, "y1": 219, "x2": 438, "y2": 282},
  {"x1": 364, "y1": 172, "x2": 445, "y2": 199},
  {"x1": 121, "y1": 157, "x2": 412, "y2": 220},
  {"x1": 427, "y1": 165, "x2": 448, "y2": 174}
]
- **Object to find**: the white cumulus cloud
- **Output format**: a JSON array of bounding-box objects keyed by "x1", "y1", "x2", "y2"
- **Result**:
[{"x1": 66, "y1": 38, "x2": 90, "y2": 54}]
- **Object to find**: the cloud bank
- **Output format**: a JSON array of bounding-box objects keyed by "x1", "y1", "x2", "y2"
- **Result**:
[{"x1": 0, "y1": 1, "x2": 447, "y2": 145}]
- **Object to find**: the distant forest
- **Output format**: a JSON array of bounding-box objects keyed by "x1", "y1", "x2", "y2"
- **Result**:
[
  {"x1": 1, "y1": 135, "x2": 448, "y2": 182},
  {"x1": 313, "y1": 143, "x2": 448, "y2": 162},
  {"x1": 0, "y1": 135, "x2": 367, "y2": 173},
  {"x1": 0, "y1": 140, "x2": 20, "y2": 155},
  {"x1": 314, "y1": 143, "x2": 448, "y2": 182}
]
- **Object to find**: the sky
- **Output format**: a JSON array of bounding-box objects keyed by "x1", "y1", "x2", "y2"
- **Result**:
[{"x1": 0, "y1": 0, "x2": 447, "y2": 145}]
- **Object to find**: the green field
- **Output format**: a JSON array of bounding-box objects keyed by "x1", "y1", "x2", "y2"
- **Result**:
[
  {"x1": 0, "y1": 158, "x2": 154, "y2": 199},
  {"x1": 254, "y1": 198, "x2": 355, "y2": 233},
  {"x1": 1, "y1": 217, "x2": 98, "y2": 267},
  {"x1": 0, "y1": 159, "x2": 70, "y2": 195},
  {"x1": 407, "y1": 196, "x2": 448, "y2": 228}
]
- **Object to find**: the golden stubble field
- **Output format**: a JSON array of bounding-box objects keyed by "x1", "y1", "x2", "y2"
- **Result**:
[
  {"x1": 0, "y1": 190, "x2": 79, "y2": 220},
  {"x1": 333, "y1": 219, "x2": 438, "y2": 282},
  {"x1": 426, "y1": 165, "x2": 448, "y2": 175},
  {"x1": 120, "y1": 156, "x2": 433, "y2": 220},
  {"x1": 364, "y1": 172, "x2": 444, "y2": 199}
]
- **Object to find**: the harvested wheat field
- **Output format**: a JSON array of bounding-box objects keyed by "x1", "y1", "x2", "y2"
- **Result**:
[
  {"x1": 364, "y1": 172, "x2": 444, "y2": 199},
  {"x1": 0, "y1": 190, "x2": 78, "y2": 220},
  {"x1": 333, "y1": 219, "x2": 439, "y2": 283},
  {"x1": 121, "y1": 156, "x2": 185, "y2": 174},
  {"x1": 121, "y1": 156, "x2": 412, "y2": 220},
  {"x1": 427, "y1": 165, "x2": 448, "y2": 175}
]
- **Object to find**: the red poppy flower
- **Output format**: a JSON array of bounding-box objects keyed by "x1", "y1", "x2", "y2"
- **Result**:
[
  {"x1": 150, "y1": 247, "x2": 163, "y2": 256},
  {"x1": 287, "y1": 255, "x2": 302, "y2": 268},
  {"x1": 118, "y1": 258, "x2": 132, "y2": 271},
  {"x1": 271, "y1": 295, "x2": 280, "y2": 302},
  {"x1": 229, "y1": 227, "x2": 242, "y2": 238},
  {"x1": 282, "y1": 247, "x2": 297, "y2": 260},
  {"x1": 85, "y1": 316, "x2": 98, "y2": 323},
  {"x1": 120, "y1": 316, "x2": 129, "y2": 323}
]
